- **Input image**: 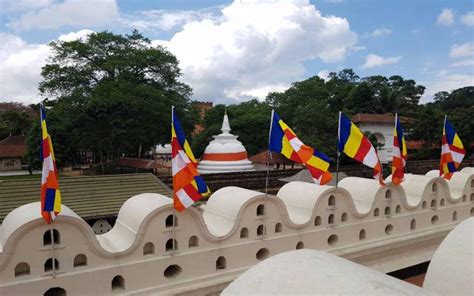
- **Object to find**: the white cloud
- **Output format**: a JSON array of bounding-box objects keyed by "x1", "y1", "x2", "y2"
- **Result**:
[
  {"x1": 422, "y1": 71, "x2": 474, "y2": 102},
  {"x1": 0, "y1": 30, "x2": 94, "y2": 104},
  {"x1": 449, "y1": 42, "x2": 474, "y2": 58},
  {"x1": 460, "y1": 11, "x2": 474, "y2": 27},
  {"x1": 0, "y1": 0, "x2": 54, "y2": 12},
  {"x1": 437, "y1": 8, "x2": 455, "y2": 26},
  {"x1": 8, "y1": 0, "x2": 119, "y2": 31},
  {"x1": 361, "y1": 54, "x2": 401, "y2": 69},
  {"x1": 317, "y1": 70, "x2": 331, "y2": 80},
  {"x1": 155, "y1": 0, "x2": 357, "y2": 102},
  {"x1": 449, "y1": 59, "x2": 474, "y2": 67},
  {"x1": 371, "y1": 28, "x2": 391, "y2": 37}
]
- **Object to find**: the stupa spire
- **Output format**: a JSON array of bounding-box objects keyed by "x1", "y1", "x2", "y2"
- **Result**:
[{"x1": 221, "y1": 109, "x2": 231, "y2": 134}]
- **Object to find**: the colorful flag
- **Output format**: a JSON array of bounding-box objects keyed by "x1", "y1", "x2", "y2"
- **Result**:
[
  {"x1": 171, "y1": 107, "x2": 210, "y2": 211},
  {"x1": 338, "y1": 112, "x2": 384, "y2": 185},
  {"x1": 440, "y1": 116, "x2": 465, "y2": 179},
  {"x1": 269, "y1": 111, "x2": 332, "y2": 185},
  {"x1": 391, "y1": 113, "x2": 407, "y2": 185},
  {"x1": 40, "y1": 105, "x2": 61, "y2": 224}
]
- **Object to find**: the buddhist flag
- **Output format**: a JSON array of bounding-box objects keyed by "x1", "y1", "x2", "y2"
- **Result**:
[
  {"x1": 338, "y1": 112, "x2": 384, "y2": 185},
  {"x1": 440, "y1": 116, "x2": 465, "y2": 180},
  {"x1": 40, "y1": 105, "x2": 61, "y2": 224},
  {"x1": 269, "y1": 111, "x2": 332, "y2": 185},
  {"x1": 171, "y1": 107, "x2": 210, "y2": 211},
  {"x1": 392, "y1": 113, "x2": 407, "y2": 185}
]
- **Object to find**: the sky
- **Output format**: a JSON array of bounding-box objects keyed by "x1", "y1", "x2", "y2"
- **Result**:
[{"x1": 0, "y1": 0, "x2": 473, "y2": 105}]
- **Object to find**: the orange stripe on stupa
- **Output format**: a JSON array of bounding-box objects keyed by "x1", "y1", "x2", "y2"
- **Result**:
[{"x1": 203, "y1": 151, "x2": 248, "y2": 161}]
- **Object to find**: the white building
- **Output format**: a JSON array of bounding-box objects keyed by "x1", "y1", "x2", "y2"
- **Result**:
[{"x1": 352, "y1": 113, "x2": 396, "y2": 164}]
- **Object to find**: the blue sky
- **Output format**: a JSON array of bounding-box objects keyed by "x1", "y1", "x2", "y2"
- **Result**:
[{"x1": 0, "y1": 0, "x2": 472, "y2": 104}]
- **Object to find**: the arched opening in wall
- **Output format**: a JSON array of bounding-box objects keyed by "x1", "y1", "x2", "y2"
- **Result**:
[
  {"x1": 256, "y1": 204, "x2": 265, "y2": 216},
  {"x1": 164, "y1": 265, "x2": 182, "y2": 278},
  {"x1": 471, "y1": 180, "x2": 474, "y2": 188},
  {"x1": 471, "y1": 207, "x2": 474, "y2": 216},
  {"x1": 385, "y1": 207, "x2": 391, "y2": 216},
  {"x1": 216, "y1": 256, "x2": 226, "y2": 270},
  {"x1": 327, "y1": 234, "x2": 338, "y2": 246},
  {"x1": 165, "y1": 214, "x2": 177, "y2": 228},
  {"x1": 328, "y1": 214, "x2": 334, "y2": 224},
  {"x1": 431, "y1": 199, "x2": 436, "y2": 208},
  {"x1": 432, "y1": 183, "x2": 437, "y2": 192},
  {"x1": 359, "y1": 229, "x2": 366, "y2": 240},
  {"x1": 73, "y1": 254, "x2": 87, "y2": 267},
  {"x1": 111, "y1": 275, "x2": 125, "y2": 291},
  {"x1": 374, "y1": 208, "x2": 380, "y2": 217},
  {"x1": 240, "y1": 227, "x2": 249, "y2": 238},
  {"x1": 328, "y1": 195, "x2": 335, "y2": 206},
  {"x1": 256, "y1": 248, "x2": 270, "y2": 261},
  {"x1": 385, "y1": 224, "x2": 393, "y2": 235},
  {"x1": 410, "y1": 219, "x2": 416, "y2": 230},
  {"x1": 422, "y1": 201, "x2": 427, "y2": 209},
  {"x1": 14, "y1": 262, "x2": 30, "y2": 277},
  {"x1": 462, "y1": 195, "x2": 466, "y2": 202},
  {"x1": 188, "y1": 236, "x2": 199, "y2": 248},
  {"x1": 275, "y1": 223, "x2": 282, "y2": 233},
  {"x1": 44, "y1": 258, "x2": 59, "y2": 272},
  {"x1": 44, "y1": 287, "x2": 67, "y2": 296},
  {"x1": 385, "y1": 190, "x2": 391, "y2": 199},
  {"x1": 431, "y1": 215, "x2": 439, "y2": 224},
  {"x1": 440, "y1": 199, "x2": 445, "y2": 206},
  {"x1": 452, "y1": 211, "x2": 457, "y2": 221},
  {"x1": 296, "y1": 241, "x2": 304, "y2": 249},
  {"x1": 257, "y1": 225, "x2": 265, "y2": 236},
  {"x1": 165, "y1": 239, "x2": 178, "y2": 252},
  {"x1": 471, "y1": 194, "x2": 474, "y2": 201},
  {"x1": 314, "y1": 216, "x2": 322, "y2": 226},
  {"x1": 43, "y1": 229, "x2": 60, "y2": 246},
  {"x1": 143, "y1": 242, "x2": 155, "y2": 255},
  {"x1": 341, "y1": 213, "x2": 348, "y2": 222}
]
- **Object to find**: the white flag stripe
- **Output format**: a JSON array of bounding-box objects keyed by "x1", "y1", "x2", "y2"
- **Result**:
[
  {"x1": 172, "y1": 153, "x2": 187, "y2": 176},
  {"x1": 289, "y1": 137, "x2": 304, "y2": 152},
  {"x1": 451, "y1": 150, "x2": 464, "y2": 163},
  {"x1": 41, "y1": 156, "x2": 54, "y2": 184},
  {"x1": 362, "y1": 146, "x2": 378, "y2": 168},
  {"x1": 177, "y1": 188, "x2": 195, "y2": 208}
]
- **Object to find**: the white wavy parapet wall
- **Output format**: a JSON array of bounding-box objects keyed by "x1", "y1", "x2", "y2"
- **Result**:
[{"x1": 0, "y1": 168, "x2": 473, "y2": 295}]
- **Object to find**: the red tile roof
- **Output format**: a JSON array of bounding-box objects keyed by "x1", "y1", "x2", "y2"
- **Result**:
[
  {"x1": 351, "y1": 113, "x2": 395, "y2": 124},
  {"x1": 117, "y1": 157, "x2": 169, "y2": 169},
  {"x1": 0, "y1": 135, "x2": 26, "y2": 158},
  {"x1": 249, "y1": 151, "x2": 294, "y2": 164}
]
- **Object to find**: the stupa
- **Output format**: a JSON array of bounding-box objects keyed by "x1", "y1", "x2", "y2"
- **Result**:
[{"x1": 197, "y1": 112, "x2": 255, "y2": 174}]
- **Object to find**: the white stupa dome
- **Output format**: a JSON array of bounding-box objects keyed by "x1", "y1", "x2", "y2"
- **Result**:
[
  {"x1": 197, "y1": 112, "x2": 255, "y2": 174},
  {"x1": 155, "y1": 144, "x2": 171, "y2": 154}
]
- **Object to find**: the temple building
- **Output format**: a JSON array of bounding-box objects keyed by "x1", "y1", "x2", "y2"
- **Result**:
[{"x1": 197, "y1": 112, "x2": 255, "y2": 174}]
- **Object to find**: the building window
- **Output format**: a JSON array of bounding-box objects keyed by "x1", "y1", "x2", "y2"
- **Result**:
[
  {"x1": 431, "y1": 215, "x2": 439, "y2": 224},
  {"x1": 385, "y1": 207, "x2": 391, "y2": 216},
  {"x1": 240, "y1": 227, "x2": 249, "y2": 238},
  {"x1": 328, "y1": 214, "x2": 334, "y2": 224},
  {"x1": 73, "y1": 254, "x2": 87, "y2": 267},
  {"x1": 44, "y1": 287, "x2": 67, "y2": 296},
  {"x1": 44, "y1": 258, "x2": 59, "y2": 272},
  {"x1": 462, "y1": 195, "x2": 466, "y2": 202},
  {"x1": 165, "y1": 215, "x2": 177, "y2": 228},
  {"x1": 14, "y1": 262, "x2": 30, "y2": 277},
  {"x1": 256, "y1": 204, "x2": 265, "y2": 216},
  {"x1": 385, "y1": 224, "x2": 393, "y2": 235},
  {"x1": 341, "y1": 213, "x2": 348, "y2": 222},
  {"x1": 216, "y1": 256, "x2": 226, "y2": 270},
  {"x1": 164, "y1": 265, "x2": 182, "y2": 278},
  {"x1": 143, "y1": 242, "x2": 155, "y2": 255},
  {"x1": 314, "y1": 216, "x2": 322, "y2": 226},
  {"x1": 296, "y1": 241, "x2": 304, "y2": 249},
  {"x1": 257, "y1": 225, "x2": 265, "y2": 236},
  {"x1": 422, "y1": 201, "x2": 427, "y2": 209},
  {"x1": 432, "y1": 183, "x2": 437, "y2": 192},
  {"x1": 275, "y1": 223, "x2": 282, "y2": 233},
  {"x1": 440, "y1": 199, "x2": 445, "y2": 206},
  {"x1": 188, "y1": 236, "x2": 199, "y2": 248},
  {"x1": 327, "y1": 234, "x2": 338, "y2": 246},
  {"x1": 111, "y1": 275, "x2": 125, "y2": 291},
  {"x1": 328, "y1": 195, "x2": 335, "y2": 206},
  {"x1": 471, "y1": 207, "x2": 474, "y2": 216},
  {"x1": 431, "y1": 199, "x2": 436, "y2": 208},
  {"x1": 410, "y1": 219, "x2": 416, "y2": 230},
  {"x1": 452, "y1": 211, "x2": 457, "y2": 221},
  {"x1": 359, "y1": 229, "x2": 366, "y2": 240},
  {"x1": 43, "y1": 229, "x2": 60, "y2": 246},
  {"x1": 256, "y1": 248, "x2": 270, "y2": 261},
  {"x1": 165, "y1": 239, "x2": 178, "y2": 252},
  {"x1": 395, "y1": 205, "x2": 401, "y2": 214},
  {"x1": 374, "y1": 208, "x2": 380, "y2": 217},
  {"x1": 471, "y1": 193, "x2": 474, "y2": 201},
  {"x1": 385, "y1": 190, "x2": 391, "y2": 199}
]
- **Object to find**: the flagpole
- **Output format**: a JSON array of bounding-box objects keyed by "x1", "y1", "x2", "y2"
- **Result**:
[
  {"x1": 262, "y1": 110, "x2": 275, "y2": 239},
  {"x1": 336, "y1": 111, "x2": 342, "y2": 188},
  {"x1": 171, "y1": 105, "x2": 177, "y2": 257},
  {"x1": 49, "y1": 222, "x2": 56, "y2": 278}
]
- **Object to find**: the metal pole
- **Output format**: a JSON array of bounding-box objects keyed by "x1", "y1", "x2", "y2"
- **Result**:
[
  {"x1": 171, "y1": 105, "x2": 176, "y2": 256},
  {"x1": 49, "y1": 223, "x2": 56, "y2": 278},
  {"x1": 336, "y1": 111, "x2": 342, "y2": 188},
  {"x1": 262, "y1": 110, "x2": 275, "y2": 240}
]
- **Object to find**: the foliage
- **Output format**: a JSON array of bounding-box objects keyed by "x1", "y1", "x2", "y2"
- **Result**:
[
  {"x1": 0, "y1": 103, "x2": 36, "y2": 139},
  {"x1": 26, "y1": 30, "x2": 195, "y2": 168}
]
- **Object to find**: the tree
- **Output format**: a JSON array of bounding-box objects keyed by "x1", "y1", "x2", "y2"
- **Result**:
[
  {"x1": 0, "y1": 103, "x2": 36, "y2": 139},
  {"x1": 27, "y1": 30, "x2": 195, "y2": 168}
]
